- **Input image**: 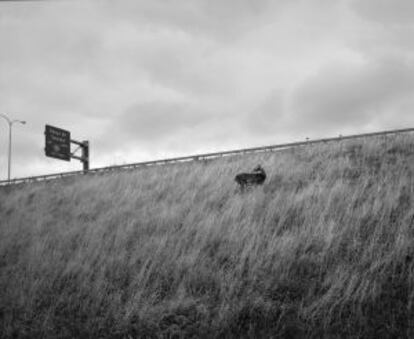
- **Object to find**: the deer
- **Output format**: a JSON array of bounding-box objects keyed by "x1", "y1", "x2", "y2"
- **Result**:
[{"x1": 235, "y1": 165, "x2": 266, "y2": 192}]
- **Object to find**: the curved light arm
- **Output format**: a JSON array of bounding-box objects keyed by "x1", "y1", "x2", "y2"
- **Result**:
[
  {"x1": 0, "y1": 114, "x2": 26, "y2": 126},
  {"x1": 0, "y1": 113, "x2": 11, "y2": 125},
  {"x1": 11, "y1": 119, "x2": 26, "y2": 126}
]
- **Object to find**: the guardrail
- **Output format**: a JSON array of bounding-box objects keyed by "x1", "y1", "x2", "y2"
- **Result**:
[{"x1": 1, "y1": 127, "x2": 413, "y2": 187}]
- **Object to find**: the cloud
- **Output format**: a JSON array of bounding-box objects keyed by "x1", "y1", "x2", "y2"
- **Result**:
[
  {"x1": 244, "y1": 89, "x2": 287, "y2": 135},
  {"x1": 351, "y1": 0, "x2": 414, "y2": 25},
  {"x1": 104, "y1": 0, "x2": 293, "y2": 42},
  {"x1": 348, "y1": 0, "x2": 414, "y2": 61},
  {"x1": 93, "y1": 100, "x2": 215, "y2": 158},
  {"x1": 118, "y1": 101, "x2": 208, "y2": 140},
  {"x1": 1, "y1": 0, "x2": 414, "y2": 177},
  {"x1": 290, "y1": 58, "x2": 414, "y2": 133}
]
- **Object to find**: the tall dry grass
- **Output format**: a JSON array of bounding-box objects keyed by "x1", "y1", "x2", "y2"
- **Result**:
[{"x1": 0, "y1": 134, "x2": 413, "y2": 338}]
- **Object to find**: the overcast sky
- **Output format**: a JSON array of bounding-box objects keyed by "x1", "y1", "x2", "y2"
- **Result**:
[{"x1": 1, "y1": 0, "x2": 413, "y2": 178}]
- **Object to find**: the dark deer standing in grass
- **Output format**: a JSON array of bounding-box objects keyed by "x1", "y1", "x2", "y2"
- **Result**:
[{"x1": 235, "y1": 165, "x2": 266, "y2": 192}]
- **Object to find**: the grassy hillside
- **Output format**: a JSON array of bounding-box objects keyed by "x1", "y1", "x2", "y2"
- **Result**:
[{"x1": 1, "y1": 134, "x2": 413, "y2": 338}]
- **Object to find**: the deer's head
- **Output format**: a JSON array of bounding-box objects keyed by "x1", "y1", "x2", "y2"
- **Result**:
[{"x1": 253, "y1": 165, "x2": 264, "y2": 173}]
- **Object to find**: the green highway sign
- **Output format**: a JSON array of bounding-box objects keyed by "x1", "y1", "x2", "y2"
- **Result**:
[{"x1": 44, "y1": 125, "x2": 71, "y2": 161}]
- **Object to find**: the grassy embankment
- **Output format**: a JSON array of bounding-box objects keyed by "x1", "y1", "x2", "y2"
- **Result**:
[{"x1": 0, "y1": 134, "x2": 413, "y2": 338}]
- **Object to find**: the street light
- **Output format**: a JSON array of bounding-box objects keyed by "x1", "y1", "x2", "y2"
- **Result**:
[{"x1": 0, "y1": 113, "x2": 26, "y2": 181}]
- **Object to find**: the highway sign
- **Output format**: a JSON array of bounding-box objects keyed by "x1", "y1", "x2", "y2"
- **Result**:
[{"x1": 45, "y1": 125, "x2": 71, "y2": 161}]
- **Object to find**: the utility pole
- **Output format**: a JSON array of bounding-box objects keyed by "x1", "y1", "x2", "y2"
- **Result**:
[{"x1": 0, "y1": 114, "x2": 26, "y2": 181}]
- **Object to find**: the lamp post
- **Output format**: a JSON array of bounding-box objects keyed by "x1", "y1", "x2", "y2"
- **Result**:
[{"x1": 0, "y1": 114, "x2": 26, "y2": 181}]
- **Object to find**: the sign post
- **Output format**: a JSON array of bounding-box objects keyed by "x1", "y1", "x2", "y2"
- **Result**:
[
  {"x1": 45, "y1": 125, "x2": 89, "y2": 171},
  {"x1": 82, "y1": 141, "x2": 89, "y2": 171}
]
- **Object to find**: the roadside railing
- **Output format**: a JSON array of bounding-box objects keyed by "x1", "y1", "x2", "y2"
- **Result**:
[{"x1": 1, "y1": 127, "x2": 413, "y2": 187}]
